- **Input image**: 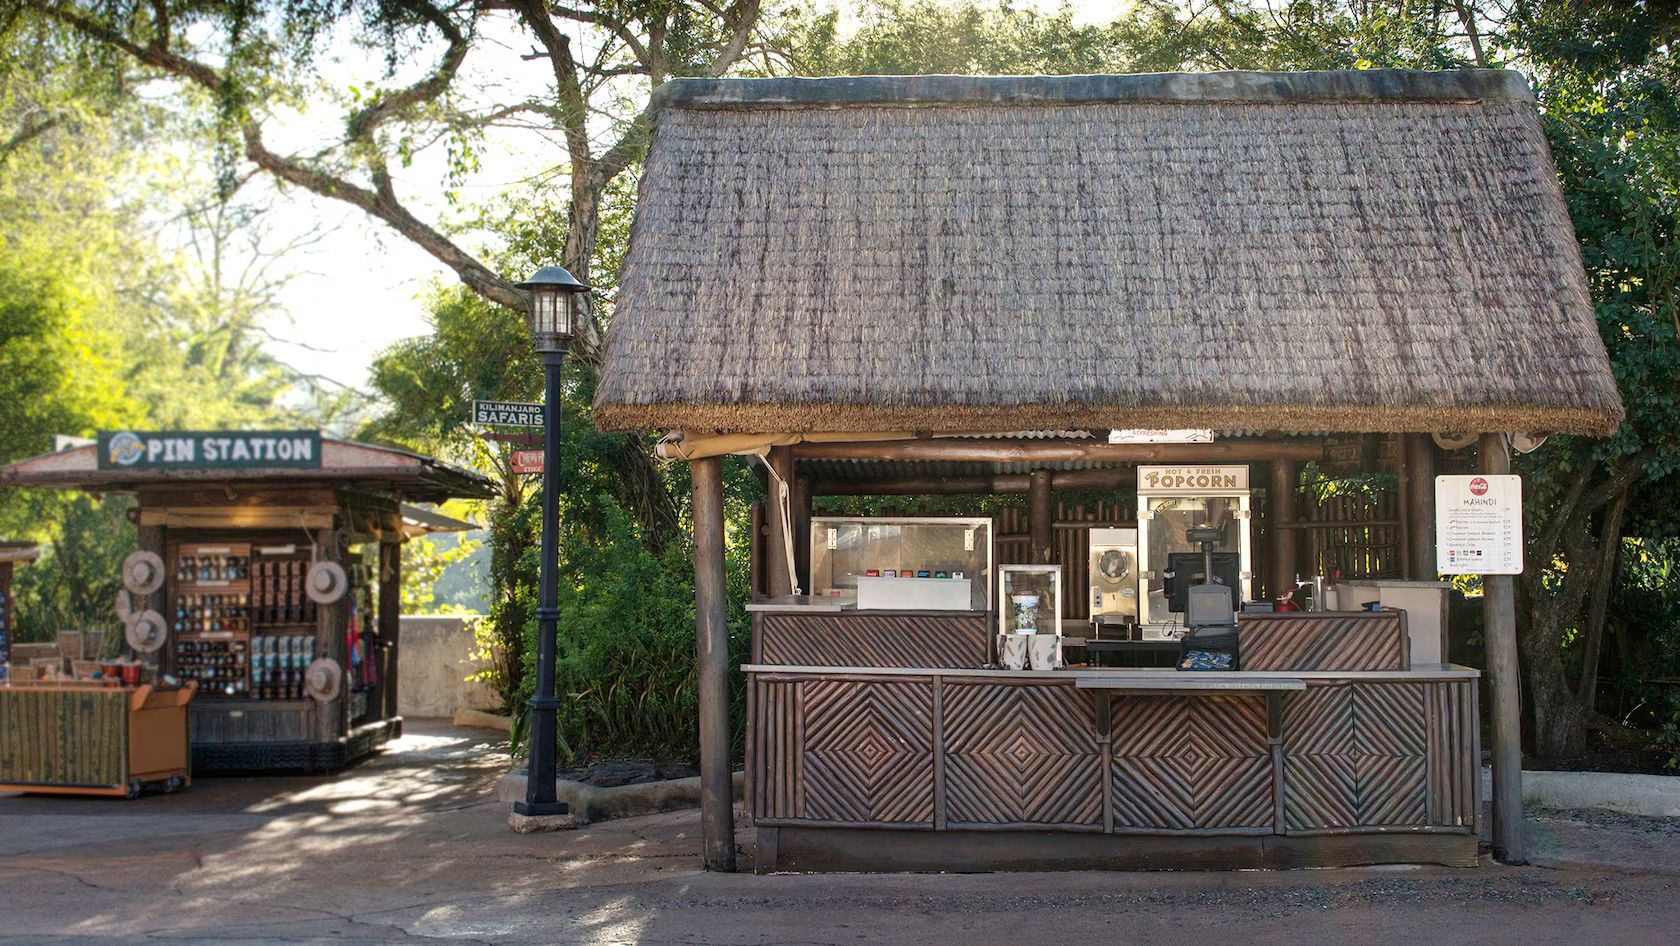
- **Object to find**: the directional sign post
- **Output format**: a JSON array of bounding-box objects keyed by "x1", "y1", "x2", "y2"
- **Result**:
[
  {"x1": 510, "y1": 449, "x2": 545, "y2": 474},
  {"x1": 473, "y1": 400, "x2": 546, "y2": 427}
]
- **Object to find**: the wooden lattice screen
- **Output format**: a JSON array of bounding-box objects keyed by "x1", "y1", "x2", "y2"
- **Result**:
[{"x1": 1300, "y1": 490, "x2": 1402, "y2": 581}]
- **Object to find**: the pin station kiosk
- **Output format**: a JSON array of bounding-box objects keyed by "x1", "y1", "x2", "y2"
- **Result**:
[{"x1": 0, "y1": 432, "x2": 492, "y2": 771}]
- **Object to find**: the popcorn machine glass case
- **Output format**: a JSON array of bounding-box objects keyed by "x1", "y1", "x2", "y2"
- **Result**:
[
  {"x1": 809, "y1": 517, "x2": 992, "y2": 611},
  {"x1": 1135, "y1": 466, "x2": 1254, "y2": 625}
]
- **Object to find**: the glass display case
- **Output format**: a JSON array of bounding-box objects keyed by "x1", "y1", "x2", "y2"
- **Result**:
[
  {"x1": 998, "y1": 564, "x2": 1062, "y2": 670},
  {"x1": 809, "y1": 517, "x2": 992, "y2": 611}
]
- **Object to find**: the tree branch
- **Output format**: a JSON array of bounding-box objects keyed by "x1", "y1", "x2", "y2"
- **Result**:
[
  {"x1": 35, "y1": 2, "x2": 219, "y2": 91},
  {"x1": 707, "y1": 0, "x2": 761, "y2": 77},
  {"x1": 240, "y1": 122, "x2": 532, "y2": 317},
  {"x1": 510, "y1": 0, "x2": 593, "y2": 171},
  {"x1": 346, "y1": 0, "x2": 470, "y2": 142},
  {"x1": 0, "y1": 111, "x2": 60, "y2": 168}
]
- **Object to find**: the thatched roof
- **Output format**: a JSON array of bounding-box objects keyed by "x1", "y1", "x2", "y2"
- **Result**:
[{"x1": 594, "y1": 71, "x2": 1623, "y2": 437}]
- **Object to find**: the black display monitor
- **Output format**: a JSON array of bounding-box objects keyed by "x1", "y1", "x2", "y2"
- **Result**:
[{"x1": 1164, "y1": 552, "x2": 1241, "y2": 613}]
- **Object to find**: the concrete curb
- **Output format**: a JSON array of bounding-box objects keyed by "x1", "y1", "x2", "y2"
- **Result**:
[
  {"x1": 453, "y1": 709, "x2": 512, "y2": 732},
  {"x1": 1481, "y1": 767, "x2": 1680, "y2": 818},
  {"x1": 498, "y1": 769, "x2": 745, "y2": 825}
]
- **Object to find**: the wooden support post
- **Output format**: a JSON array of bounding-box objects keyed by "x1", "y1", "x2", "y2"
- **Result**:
[
  {"x1": 316, "y1": 525, "x2": 346, "y2": 751},
  {"x1": 1397, "y1": 443, "x2": 1413, "y2": 579},
  {"x1": 1269, "y1": 461, "x2": 1299, "y2": 604},
  {"x1": 1406, "y1": 434, "x2": 1438, "y2": 580},
  {"x1": 379, "y1": 540, "x2": 401, "y2": 722},
  {"x1": 692, "y1": 456, "x2": 736, "y2": 872},
  {"x1": 1029, "y1": 470, "x2": 1053, "y2": 564},
  {"x1": 1480, "y1": 433, "x2": 1526, "y2": 865},
  {"x1": 793, "y1": 475, "x2": 813, "y2": 594},
  {"x1": 765, "y1": 446, "x2": 794, "y2": 597}
]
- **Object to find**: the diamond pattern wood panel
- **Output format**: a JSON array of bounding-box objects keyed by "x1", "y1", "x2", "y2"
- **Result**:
[
  {"x1": 800, "y1": 678, "x2": 936, "y2": 824},
  {"x1": 1109, "y1": 696, "x2": 1274, "y2": 831},
  {"x1": 942, "y1": 681, "x2": 1102, "y2": 826},
  {"x1": 1282, "y1": 682, "x2": 1430, "y2": 830},
  {"x1": 759, "y1": 613, "x2": 989, "y2": 668},
  {"x1": 1238, "y1": 613, "x2": 1407, "y2": 671}
]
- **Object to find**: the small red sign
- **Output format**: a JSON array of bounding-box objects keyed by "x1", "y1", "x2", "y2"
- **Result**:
[
  {"x1": 511, "y1": 449, "x2": 544, "y2": 474},
  {"x1": 1469, "y1": 477, "x2": 1489, "y2": 496}
]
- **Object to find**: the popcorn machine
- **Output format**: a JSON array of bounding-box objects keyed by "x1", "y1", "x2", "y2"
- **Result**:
[{"x1": 1135, "y1": 465, "x2": 1254, "y2": 638}]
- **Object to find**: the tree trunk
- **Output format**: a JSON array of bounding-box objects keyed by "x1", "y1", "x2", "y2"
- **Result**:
[{"x1": 1578, "y1": 491, "x2": 1629, "y2": 712}]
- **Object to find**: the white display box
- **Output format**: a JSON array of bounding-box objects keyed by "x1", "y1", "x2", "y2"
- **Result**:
[{"x1": 856, "y1": 575, "x2": 972, "y2": 611}]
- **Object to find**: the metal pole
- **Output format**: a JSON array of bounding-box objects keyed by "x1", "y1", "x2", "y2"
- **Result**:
[
  {"x1": 692, "y1": 455, "x2": 736, "y2": 871},
  {"x1": 516, "y1": 349, "x2": 569, "y2": 817},
  {"x1": 1480, "y1": 432, "x2": 1525, "y2": 864}
]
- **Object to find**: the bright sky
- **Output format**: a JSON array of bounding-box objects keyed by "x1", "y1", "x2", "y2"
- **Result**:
[{"x1": 261, "y1": 2, "x2": 1122, "y2": 400}]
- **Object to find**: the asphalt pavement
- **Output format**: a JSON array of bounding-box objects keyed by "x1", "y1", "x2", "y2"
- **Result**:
[{"x1": 2, "y1": 721, "x2": 1678, "y2": 945}]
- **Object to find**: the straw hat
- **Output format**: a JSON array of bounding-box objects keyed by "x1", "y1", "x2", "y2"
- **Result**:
[
  {"x1": 122, "y1": 551, "x2": 165, "y2": 595},
  {"x1": 304, "y1": 657, "x2": 343, "y2": 702},
  {"x1": 125, "y1": 610, "x2": 167, "y2": 653},
  {"x1": 305, "y1": 561, "x2": 348, "y2": 604}
]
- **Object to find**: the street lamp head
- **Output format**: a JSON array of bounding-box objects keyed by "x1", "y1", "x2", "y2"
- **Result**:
[{"x1": 516, "y1": 265, "x2": 591, "y2": 353}]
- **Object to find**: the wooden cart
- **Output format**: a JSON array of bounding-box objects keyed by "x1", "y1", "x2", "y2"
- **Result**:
[{"x1": 0, "y1": 680, "x2": 197, "y2": 798}]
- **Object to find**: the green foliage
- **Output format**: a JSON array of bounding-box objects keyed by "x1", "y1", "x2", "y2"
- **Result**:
[
  {"x1": 508, "y1": 491, "x2": 753, "y2": 762},
  {"x1": 7, "y1": 494, "x2": 134, "y2": 644},
  {"x1": 791, "y1": 1, "x2": 1125, "y2": 75},
  {"x1": 401, "y1": 531, "x2": 482, "y2": 615}
]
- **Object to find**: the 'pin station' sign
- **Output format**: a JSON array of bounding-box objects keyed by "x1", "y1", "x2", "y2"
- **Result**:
[{"x1": 97, "y1": 431, "x2": 322, "y2": 471}]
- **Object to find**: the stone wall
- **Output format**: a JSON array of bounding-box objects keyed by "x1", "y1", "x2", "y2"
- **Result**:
[{"x1": 398, "y1": 615, "x2": 500, "y2": 719}]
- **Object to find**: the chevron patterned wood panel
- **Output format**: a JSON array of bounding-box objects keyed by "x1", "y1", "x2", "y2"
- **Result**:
[
  {"x1": 1237, "y1": 613, "x2": 1407, "y2": 671},
  {"x1": 1109, "y1": 695, "x2": 1275, "y2": 831},
  {"x1": 800, "y1": 678, "x2": 936, "y2": 824},
  {"x1": 1282, "y1": 682, "x2": 1458, "y2": 830},
  {"x1": 759, "y1": 612, "x2": 989, "y2": 668},
  {"x1": 942, "y1": 680, "x2": 1102, "y2": 826}
]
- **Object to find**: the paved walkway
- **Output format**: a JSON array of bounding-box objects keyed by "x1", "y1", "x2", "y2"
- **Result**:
[{"x1": 2, "y1": 721, "x2": 1678, "y2": 944}]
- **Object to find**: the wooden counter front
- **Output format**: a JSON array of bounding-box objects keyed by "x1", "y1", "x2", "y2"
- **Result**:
[
  {"x1": 744, "y1": 666, "x2": 1480, "y2": 872},
  {"x1": 753, "y1": 609, "x2": 990, "y2": 668}
]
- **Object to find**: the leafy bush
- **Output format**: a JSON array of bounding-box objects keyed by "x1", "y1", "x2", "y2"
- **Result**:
[{"x1": 513, "y1": 499, "x2": 750, "y2": 762}]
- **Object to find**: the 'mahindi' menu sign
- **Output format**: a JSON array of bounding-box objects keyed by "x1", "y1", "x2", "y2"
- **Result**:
[
  {"x1": 1436, "y1": 474, "x2": 1524, "y2": 575},
  {"x1": 97, "y1": 431, "x2": 322, "y2": 471},
  {"x1": 1136, "y1": 465, "x2": 1250, "y2": 495}
]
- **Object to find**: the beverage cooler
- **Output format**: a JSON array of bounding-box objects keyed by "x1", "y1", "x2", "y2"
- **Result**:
[{"x1": 808, "y1": 516, "x2": 994, "y2": 611}]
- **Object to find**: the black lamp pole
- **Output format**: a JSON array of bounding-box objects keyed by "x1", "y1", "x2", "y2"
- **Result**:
[{"x1": 513, "y1": 264, "x2": 590, "y2": 819}]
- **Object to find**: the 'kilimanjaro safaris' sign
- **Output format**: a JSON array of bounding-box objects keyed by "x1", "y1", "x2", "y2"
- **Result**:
[
  {"x1": 472, "y1": 400, "x2": 546, "y2": 427},
  {"x1": 97, "y1": 431, "x2": 322, "y2": 471}
]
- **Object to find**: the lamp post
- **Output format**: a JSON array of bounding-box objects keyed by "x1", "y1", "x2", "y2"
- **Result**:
[{"x1": 514, "y1": 264, "x2": 590, "y2": 818}]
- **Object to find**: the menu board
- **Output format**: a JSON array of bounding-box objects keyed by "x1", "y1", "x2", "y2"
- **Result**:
[{"x1": 1436, "y1": 475, "x2": 1524, "y2": 575}]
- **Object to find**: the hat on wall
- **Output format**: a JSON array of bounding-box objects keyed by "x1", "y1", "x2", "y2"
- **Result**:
[
  {"x1": 121, "y1": 551, "x2": 166, "y2": 596},
  {"x1": 125, "y1": 610, "x2": 167, "y2": 654},
  {"x1": 304, "y1": 657, "x2": 343, "y2": 702},
  {"x1": 305, "y1": 561, "x2": 348, "y2": 604}
]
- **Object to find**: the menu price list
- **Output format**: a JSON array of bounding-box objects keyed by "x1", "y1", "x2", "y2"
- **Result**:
[{"x1": 1436, "y1": 474, "x2": 1524, "y2": 575}]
